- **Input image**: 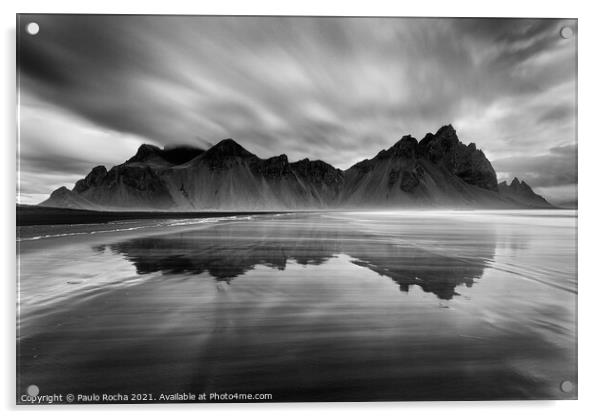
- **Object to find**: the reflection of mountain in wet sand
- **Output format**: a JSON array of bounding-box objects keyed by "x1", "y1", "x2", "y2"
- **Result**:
[
  {"x1": 18, "y1": 212, "x2": 576, "y2": 401},
  {"x1": 100, "y1": 217, "x2": 496, "y2": 300}
]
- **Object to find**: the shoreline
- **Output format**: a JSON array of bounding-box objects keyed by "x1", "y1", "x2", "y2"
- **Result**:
[
  {"x1": 16, "y1": 205, "x2": 288, "y2": 227},
  {"x1": 17, "y1": 205, "x2": 572, "y2": 227}
]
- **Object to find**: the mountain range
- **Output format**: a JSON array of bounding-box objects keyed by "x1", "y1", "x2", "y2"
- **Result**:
[{"x1": 40, "y1": 124, "x2": 552, "y2": 210}]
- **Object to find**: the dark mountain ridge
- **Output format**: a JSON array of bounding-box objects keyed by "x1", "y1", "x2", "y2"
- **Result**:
[
  {"x1": 40, "y1": 125, "x2": 553, "y2": 210},
  {"x1": 498, "y1": 177, "x2": 551, "y2": 208},
  {"x1": 126, "y1": 144, "x2": 205, "y2": 166}
]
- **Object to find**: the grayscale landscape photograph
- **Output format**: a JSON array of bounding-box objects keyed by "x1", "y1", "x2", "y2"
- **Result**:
[{"x1": 16, "y1": 15, "x2": 577, "y2": 403}]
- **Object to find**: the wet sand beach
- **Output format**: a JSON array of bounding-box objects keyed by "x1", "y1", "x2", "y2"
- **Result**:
[{"x1": 17, "y1": 210, "x2": 577, "y2": 402}]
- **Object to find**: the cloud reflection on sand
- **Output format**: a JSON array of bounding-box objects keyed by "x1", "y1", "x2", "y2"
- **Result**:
[
  {"x1": 17, "y1": 211, "x2": 576, "y2": 401},
  {"x1": 98, "y1": 216, "x2": 496, "y2": 300}
]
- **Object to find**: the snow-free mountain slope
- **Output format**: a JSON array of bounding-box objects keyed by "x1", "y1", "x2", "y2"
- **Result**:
[{"x1": 40, "y1": 125, "x2": 552, "y2": 210}]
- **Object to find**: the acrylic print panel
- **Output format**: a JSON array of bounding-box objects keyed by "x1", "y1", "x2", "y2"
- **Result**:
[{"x1": 16, "y1": 15, "x2": 577, "y2": 404}]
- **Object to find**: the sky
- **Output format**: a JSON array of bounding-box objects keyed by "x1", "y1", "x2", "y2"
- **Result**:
[{"x1": 17, "y1": 15, "x2": 577, "y2": 206}]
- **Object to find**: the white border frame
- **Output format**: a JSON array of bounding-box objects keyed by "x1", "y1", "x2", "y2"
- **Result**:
[{"x1": 3, "y1": 1, "x2": 599, "y2": 418}]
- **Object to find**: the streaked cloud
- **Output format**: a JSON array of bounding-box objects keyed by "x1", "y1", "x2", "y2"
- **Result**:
[
  {"x1": 17, "y1": 15, "x2": 577, "y2": 204},
  {"x1": 494, "y1": 144, "x2": 577, "y2": 187},
  {"x1": 493, "y1": 144, "x2": 577, "y2": 205}
]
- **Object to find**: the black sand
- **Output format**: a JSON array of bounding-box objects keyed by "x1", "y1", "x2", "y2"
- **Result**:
[{"x1": 17, "y1": 205, "x2": 285, "y2": 226}]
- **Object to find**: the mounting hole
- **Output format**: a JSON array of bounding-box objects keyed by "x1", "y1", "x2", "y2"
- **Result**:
[
  {"x1": 27, "y1": 384, "x2": 39, "y2": 397},
  {"x1": 560, "y1": 26, "x2": 573, "y2": 39},
  {"x1": 26, "y1": 22, "x2": 40, "y2": 36},
  {"x1": 560, "y1": 380, "x2": 574, "y2": 393}
]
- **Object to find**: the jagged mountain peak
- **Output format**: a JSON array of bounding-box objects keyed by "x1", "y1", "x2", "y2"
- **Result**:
[
  {"x1": 126, "y1": 143, "x2": 204, "y2": 166},
  {"x1": 291, "y1": 158, "x2": 341, "y2": 175},
  {"x1": 500, "y1": 177, "x2": 532, "y2": 190},
  {"x1": 50, "y1": 186, "x2": 70, "y2": 196},
  {"x1": 127, "y1": 144, "x2": 162, "y2": 163},
  {"x1": 434, "y1": 123, "x2": 457, "y2": 138},
  {"x1": 253, "y1": 154, "x2": 292, "y2": 178},
  {"x1": 389, "y1": 135, "x2": 419, "y2": 159},
  {"x1": 498, "y1": 177, "x2": 550, "y2": 208},
  {"x1": 73, "y1": 165, "x2": 108, "y2": 193},
  {"x1": 292, "y1": 157, "x2": 334, "y2": 167},
  {"x1": 396, "y1": 134, "x2": 418, "y2": 145},
  {"x1": 203, "y1": 138, "x2": 255, "y2": 160},
  {"x1": 415, "y1": 124, "x2": 498, "y2": 191},
  {"x1": 90, "y1": 164, "x2": 108, "y2": 173},
  {"x1": 508, "y1": 177, "x2": 536, "y2": 194},
  {"x1": 266, "y1": 154, "x2": 289, "y2": 163},
  {"x1": 419, "y1": 124, "x2": 459, "y2": 151}
]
